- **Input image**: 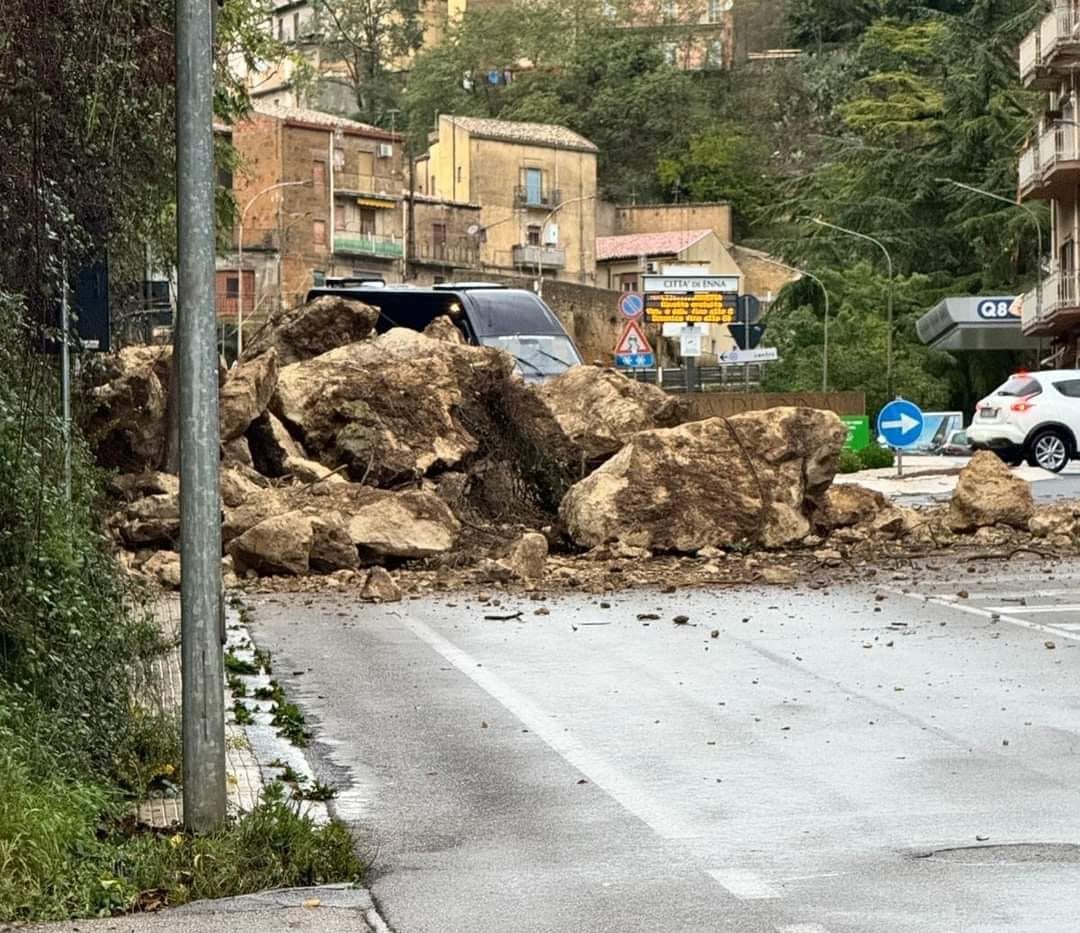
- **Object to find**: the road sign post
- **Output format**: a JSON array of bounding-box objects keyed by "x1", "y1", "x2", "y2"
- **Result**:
[
  {"x1": 613, "y1": 319, "x2": 655, "y2": 369},
  {"x1": 618, "y1": 292, "x2": 644, "y2": 320},
  {"x1": 876, "y1": 398, "x2": 924, "y2": 479}
]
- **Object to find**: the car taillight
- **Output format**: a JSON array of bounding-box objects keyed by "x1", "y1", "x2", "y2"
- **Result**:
[{"x1": 1011, "y1": 400, "x2": 1035, "y2": 412}]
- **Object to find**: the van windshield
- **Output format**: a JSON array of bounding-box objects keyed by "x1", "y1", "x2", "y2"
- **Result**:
[{"x1": 479, "y1": 334, "x2": 580, "y2": 380}]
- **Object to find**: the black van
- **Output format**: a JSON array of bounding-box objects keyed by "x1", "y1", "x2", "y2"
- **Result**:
[{"x1": 305, "y1": 278, "x2": 583, "y2": 382}]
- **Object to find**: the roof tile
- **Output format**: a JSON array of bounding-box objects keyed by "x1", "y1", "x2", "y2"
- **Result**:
[{"x1": 596, "y1": 229, "x2": 713, "y2": 262}]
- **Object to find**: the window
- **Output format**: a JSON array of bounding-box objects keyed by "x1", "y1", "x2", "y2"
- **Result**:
[
  {"x1": 706, "y1": 39, "x2": 726, "y2": 67},
  {"x1": 334, "y1": 147, "x2": 346, "y2": 170},
  {"x1": 662, "y1": 0, "x2": 678, "y2": 24},
  {"x1": 335, "y1": 208, "x2": 346, "y2": 232},
  {"x1": 661, "y1": 41, "x2": 678, "y2": 65},
  {"x1": 997, "y1": 376, "x2": 1041, "y2": 397},
  {"x1": 527, "y1": 225, "x2": 542, "y2": 246},
  {"x1": 312, "y1": 270, "x2": 326, "y2": 287},
  {"x1": 225, "y1": 275, "x2": 238, "y2": 298},
  {"x1": 433, "y1": 222, "x2": 447, "y2": 259},
  {"x1": 276, "y1": 16, "x2": 283, "y2": 40},
  {"x1": 313, "y1": 160, "x2": 326, "y2": 187},
  {"x1": 217, "y1": 163, "x2": 233, "y2": 191},
  {"x1": 1055, "y1": 380, "x2": 1080, "y2": 398},
  {"x1": 705, "y1": 0, "x2": 724, "y2": 23},
  {"x1": 312, "y1": 220, "x2": 326, "y2": 247},
  {"x1": 293, "y1": 12, "x2": 300, "y2": 39},
  {"x1": 524, "y1": 167, "x2": 543, "y2": 205},
  {"x1": 619, "y1": 273, "x2": 639, "y2": 292},
  {"x1": 359, "y1": 208, "x2": 377, "y2": 236}
]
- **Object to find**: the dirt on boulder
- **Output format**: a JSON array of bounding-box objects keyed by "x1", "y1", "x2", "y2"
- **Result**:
[
  {"x1": 241, "y1": 294, "x2": 380, "y2": 365},
  {"x1": 521, "y1": 365, "x2": 687, "y2": 465},
  {"x1": 559, "y1": 408, "x2": 847, "y2": 552},
  {"x1": 270, "y1": 328, "x2": 516, "y2": 486},
  {"x1": 948, "y1": 451, "x2": 1035, "y2": 532}
]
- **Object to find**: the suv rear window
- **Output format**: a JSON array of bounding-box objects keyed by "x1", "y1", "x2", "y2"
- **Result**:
[{"x1": 997, "y1": 376, "x2": 1041, "y2": 397}]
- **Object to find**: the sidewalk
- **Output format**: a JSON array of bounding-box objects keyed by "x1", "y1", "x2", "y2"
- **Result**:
[
  {"x1": 10, "y1": 885, "x2": 388, "y2": 933},
  {"x1": 833, "y1": 454, "x2": 1054, "y2": 502}
]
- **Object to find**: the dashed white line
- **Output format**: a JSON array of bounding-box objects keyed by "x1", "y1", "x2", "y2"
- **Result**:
[
  {"x1": 887, "y1": 589, "x2": 1080, "y2": 644},
  {"x1": 706, "y1": 868, "x2": 782, "y2": 900},
  {"x1": 777, "y1": 924, "x2": 830, "y2": 933},
  {"x1": 985, "y1": 604, "x2": 1080, "y2": 614}
]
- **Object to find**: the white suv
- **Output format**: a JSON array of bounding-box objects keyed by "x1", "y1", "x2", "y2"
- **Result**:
[{"x1": 968, "y1": 370, "x2": 1080, "y2": 472}]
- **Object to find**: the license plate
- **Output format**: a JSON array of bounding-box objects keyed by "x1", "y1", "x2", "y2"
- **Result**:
[{"x1": 980, "y1": 407, "x2": 998, "y2": 418}]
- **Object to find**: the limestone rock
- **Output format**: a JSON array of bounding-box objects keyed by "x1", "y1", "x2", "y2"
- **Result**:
[
  {"x1": 282, "y1": 456, "x2": 347, "y2": 486},
  {"x1": 559, "y1": 408, "x2": 847, "y2": 552},
  {"x1": 524, "y1": 365, "x2": 686, "y2": 463},
  {"x1": 220, "y1": 466, "x2": 265, "y2": 509},
  {"x1": 220, "y1": 350, "x2": 278, "y2": 441},
  {"x1": 422, "y1": 315, "x2": 465, "y2": 344},
  {"x1": 222, "y1": 488, "x2": 290, "y2": 545},
  {"x1": 308, "y1": 512, "x2": 359, "y2": 572},
  {"x1": 246, "y1": 411, "x2": 307, "y2": 478},
  {"x1": 502, "y1": 532, "x2": 548, "y2": 582},
  {"x1": 121, "y1": 494, "x2": 179, "y2": 548},
  {"x1": 271, "y1": 328, "x2": 514, "y2": 485},
  {"x1": 143, "y1": 551, "x2": 181, "y2": 589},
  {"x1": 242, "y1": 294, "x2": 380, "y2": 365},
  {"x1": 108, "y1": 470, "x2": 179, "y2": 502},
  {"x1": 1030, "y1": 504, "x2": 1080, "y2": 538},
  {"x1": 819, "y1": 484, "x2": 888, "y2": 531},
  {"x1": 228, "y1": 510, "x2": 313, "y2": 576},
  {"x1": 361, "y1": 567, "x2": 402, "y2": 603},
  {"x1": 222, "y1": 436, "x2": 254, "y2": 467},
  {"x1": 83, "y1": 346, "x2": 171, "y2": 469},
  {"x1": 948, "y1": 451, "x2": 1034, "y2": 532},
  {"x1": 342, "y1": 487, "x2": 461, "y2": 558}
]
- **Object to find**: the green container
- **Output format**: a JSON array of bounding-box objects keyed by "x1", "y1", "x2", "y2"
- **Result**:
[{"x1": 841, "y1": 415, "x2": 870, "y2": 452}]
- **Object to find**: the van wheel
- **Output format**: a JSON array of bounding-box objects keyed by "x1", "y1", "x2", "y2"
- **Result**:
[{"x1": 1027, "y1": 429, "x2": 1070, "y2": 473}]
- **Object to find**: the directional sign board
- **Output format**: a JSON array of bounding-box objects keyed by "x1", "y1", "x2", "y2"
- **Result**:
[
  {"x1": 618, "y1": 292, "x2": 644, "y2": 319},
  {"x1": 877, "y1": 399, "x2": 924, "y2": 449},
  {"x1": 718, "y1": 347, "x2": 778, "y2": 365},
  {"x1": 642, "y1": 275, "x2": 740, "y2": 294},
  {"x1": 645, "y1": 291, "x2": 737, "y2": 325},
  {"x1": 613, "y1": 319, "x2": 655, "y2": 369}
]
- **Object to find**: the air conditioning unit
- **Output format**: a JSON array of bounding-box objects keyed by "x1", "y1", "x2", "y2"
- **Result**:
[
  {"x1": 376, "y1": 143, "x2": 394, "y2": 159},
  {"x1": 646, "y1": 261, "x2": 658, "y2": 273},
  {"x1": 544, "y1": 223, "x2": 559, "y2": 246}
]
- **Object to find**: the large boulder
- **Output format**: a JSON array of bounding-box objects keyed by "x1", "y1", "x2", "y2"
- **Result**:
[
  {"x1": 220, "y1": 466, "x2": 266, "y2": 508},
  {"x1": 271, "y1": 328, "x2": 514, "y2": 486},
  {"x1": 246, "y1": 411, "x2": 307, "y2": 478},
  {"x1": 107, "y1": 470, "x2": 179, "y2": 502},
  {"x1": 559, "y1": 408, "x2": 847, "y2": 552},
  {"x1": 818, "y1": 484, "x2": 889, "y2": 532},
  {"x1": 501, "y1": 532, "x2": 548, "y2": 582},
  {"x1": 948, "y1": 451, "x2": 1034, "y2": 532},
  {"x1": 228, "y1": 511, "x2": 314, "y2": 576},
  {"x1": 120, "y1": 494, "x2": 179, "y2": 548},
  {"x1": 339, "y1": 486, "x2": 461, "y2": 558},
  {"x1": 1030, "y1": 504, "x2": 1080, "y2": 538},
  {"x1": 83, "y1": 347, "x2": 171, "y2": 469},
  {"x1": 524, "y1": 366, "x2": 686, "y2": 463},
  {"x1": 242, "y1": 295, "x2": 380, "y2": 365},
  {"x1": 220, "y1": 350, "x2": 278, "y2": 441}
]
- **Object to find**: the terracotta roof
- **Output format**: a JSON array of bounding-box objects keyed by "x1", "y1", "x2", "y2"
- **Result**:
[
  {"x1": 447, "y1": 116, "x2": 597, "y2": 153},
  {"x1": 251, "y1": 102, "x2": 400, "y2": 140},
  {"x1": 596, "y1": 229, "x2": 713, "y2": 262}
]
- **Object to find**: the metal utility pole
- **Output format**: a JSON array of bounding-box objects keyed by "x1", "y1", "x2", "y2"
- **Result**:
[
  {"x1": 60, "y1": 258, "x2": 72, "y2": 503},
  {"x1": 536, "y1": 194, "x2": 596, "y2": 298},
  {"x1": 810, "y1": 218, "x2": 893, "y2": 397},
  {"x1": 937, "y1": 178, "x2": 1044, "y2": 325},
  {"x1": 176, "y1": 0, "x2": 226, "y2": 833}
]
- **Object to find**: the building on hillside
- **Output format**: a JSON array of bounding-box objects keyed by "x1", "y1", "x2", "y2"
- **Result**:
[
  {"x1": 596, "y1": 228, "x2": 739, "y2": 291},
  {"x1": 219, "y1": 103, "x2": 407, "y2": 323},
  {"x1": 414, "y1": 115, "x2": 599, "y2": 285},
  {"x1": 1016, "y1": 2, "x2": 1080, "y2": 364}
]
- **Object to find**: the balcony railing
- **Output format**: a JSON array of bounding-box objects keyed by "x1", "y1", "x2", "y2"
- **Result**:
[
  {"x1": 512, "y1": 244, "x2": 566, "y2": 269},
  {"x1": 1019, "y1": 123, "x2": 1080, "y2": 195},
  {"x1": 1020, "y1": 268, "x2": 1080, "y2": 334},
  {"x1": 1022, "y1": 3, "x2": 1080, "y2": 86},
  {"x1": 514, "y1": 186, "x2": 562, "y2": 209},
  {"x1": 411, "y1": 238, "x2": 480, "y2": 266},
  {"x1": 333, "y1": 172, "x2": 399, "y2": 198},
  {"x1": 333, "y1": 233, "x2": 404, "y2": 258}
]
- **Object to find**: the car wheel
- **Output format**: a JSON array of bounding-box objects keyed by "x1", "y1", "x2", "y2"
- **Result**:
[{"x1": 1028, "y1": 429, "x2": 1070, "y2": 473}]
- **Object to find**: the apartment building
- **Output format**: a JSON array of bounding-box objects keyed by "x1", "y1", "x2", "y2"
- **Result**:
[
  {"x1": 219, "y1": 103, "x2": 407, "y2": 319},
  {"x1": 1017, "y1": 0, "x2": 1080, "y2": 363},
  {"x1": 414, "y1": 115, "x2": 599, "y2": 285}
]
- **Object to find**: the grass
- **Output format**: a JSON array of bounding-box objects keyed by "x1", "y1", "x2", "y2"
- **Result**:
[
  {"x1": 224, "y1": 651, "x2": 258, "y2": 676},
  {"x1": 231, "y1": 700, "x2": 255, "y2": 725},
  {"x1": 271, "y1": 700, "x2": 310, "y2": 747}
]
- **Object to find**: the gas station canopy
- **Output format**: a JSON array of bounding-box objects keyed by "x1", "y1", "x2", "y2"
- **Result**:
[{"x1": 916, "y1": 295, "x2": 1042, "y2": 352}]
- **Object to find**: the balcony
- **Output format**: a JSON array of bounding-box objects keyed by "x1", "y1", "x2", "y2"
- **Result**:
[
  {"x1": 1017, "y1": 124, "x2": 1080, "y2": 200},
  {"x1": 333, "y1": 233, "x2": 404, "y2": 259},
  {"x1": 1020, "y1": 3, "x2": 1080, "y2": 88},
  {"x1": 512, "y1": 244, "x2": 566, "y2": 270},
  {"x1": 412, "y1": 237, "x2": 480, "y2": 267},
  {"x1": 514, "y1": 186, "x2": 562, "y2": 209},
  {"x1": 1020, "y1": 268, "x2": 1080, "y2": 336},
  {"x1": 333, "y1": 172, "x2": 398, "y2": 200}
]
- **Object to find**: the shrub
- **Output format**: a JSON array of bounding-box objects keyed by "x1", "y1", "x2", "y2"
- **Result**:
[
  {"x1": 858, "y1": 444, "x2": 895, "y2": 470},
  {"x1": 838, "y1": 449, "x2": 862, "y2": 474}
]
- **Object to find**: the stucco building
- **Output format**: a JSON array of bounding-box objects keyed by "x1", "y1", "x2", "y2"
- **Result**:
[
  {"x1": 1017, "y1": 1, "x2": 1080, "y2": 364},
  {"x1": 414, "y1": 115, "x2": 600, "y2": 285}
]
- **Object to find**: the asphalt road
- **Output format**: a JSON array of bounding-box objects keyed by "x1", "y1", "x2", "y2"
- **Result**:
[{"x1": 249, "y1": 562, "x2": 1080, "y2": 933}]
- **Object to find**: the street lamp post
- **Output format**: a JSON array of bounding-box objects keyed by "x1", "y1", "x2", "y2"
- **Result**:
[
  {"x1": 809, "y1": 218, "x2": 894, "y2": 398},
  {"x1": 750, "y1": 255, "x2": 831, "y2": 392},
  {"x1": 537, "y1": 194, "x2": 596, "y2": 298},
  {"x1": 936, "y1": 178, "x2": 1044, "y2": 325},
  {"x1": 237, "y1": 179, "x2": 311, "y2": 359}
]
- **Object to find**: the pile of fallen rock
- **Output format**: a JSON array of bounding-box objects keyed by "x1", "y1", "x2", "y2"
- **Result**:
[{"x1": 84, "y1": 294, "x2": 1074, "y2": 600}]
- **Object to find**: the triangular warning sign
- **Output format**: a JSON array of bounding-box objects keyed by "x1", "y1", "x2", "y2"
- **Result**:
[{"x1": 613, "y1": 319, "x2": 653, "y2": 357}]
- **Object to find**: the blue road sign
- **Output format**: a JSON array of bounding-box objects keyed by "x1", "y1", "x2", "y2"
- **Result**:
[
  {"x1": 877, "y1": 399, "x2": 924, "y2": 448},
  {"x1": 618, "y1": 292, "x2": 645, "y2": 319},
  {"x1": 615, "y1": 352, "x2": 655, "y2": 369}
]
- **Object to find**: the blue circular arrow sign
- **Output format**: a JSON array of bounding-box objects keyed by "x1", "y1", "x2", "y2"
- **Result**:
[{"x1": 876, "y1": 399, "x2": 924, "y2": 449}]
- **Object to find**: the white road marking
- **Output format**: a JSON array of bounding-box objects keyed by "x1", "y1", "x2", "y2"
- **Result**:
[
  {"x1": 706, "y1": 869, "x2": 782, "y2": 900},
  {"x1": 402, "y1": 616, "x2": 702, "y2": 841},
  {"x1": 886, "y1": 589, "x2": 1080, "y2": 643},
  {"x1": 777, "y1": 925, "x2": 830, "y2": 933},
  {"x1": 985, "y1": 605, "x2": 1080, "y2": 614}
]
